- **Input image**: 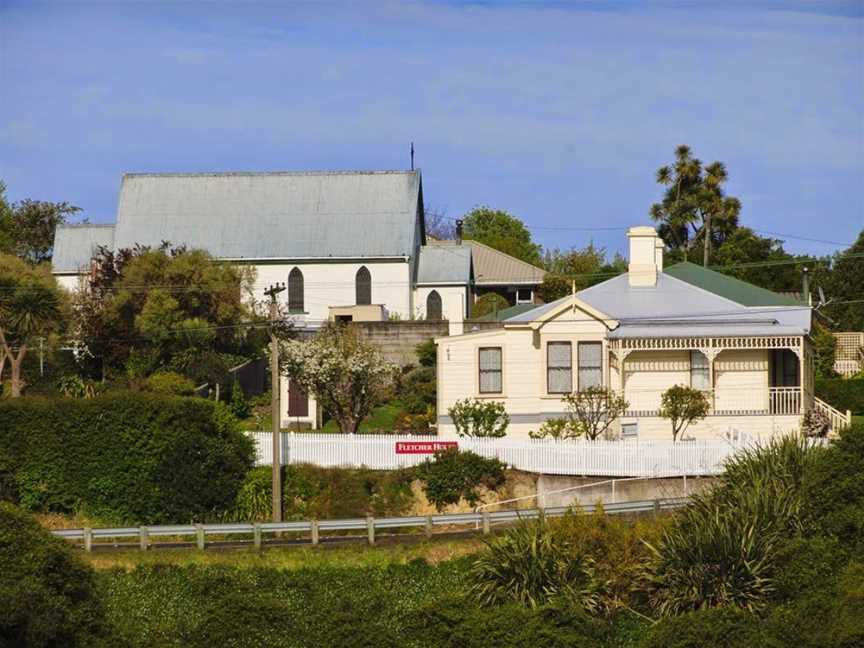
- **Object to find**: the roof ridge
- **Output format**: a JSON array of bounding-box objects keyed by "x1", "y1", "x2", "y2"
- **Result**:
[
  {"x1": 463, "y1": 239, "x2": 546, "y2": 273},
  {"x1": 664, "y1": 261, "x2": 804, "y2": 306},
  {"x1": 56, "y1": 223, "x2": 115, "y2": 229},
  {"x1": 122, "y1": 170, "x2": 420, "y2": 179}
]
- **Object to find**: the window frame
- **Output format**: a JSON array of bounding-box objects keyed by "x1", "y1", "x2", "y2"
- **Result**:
[
  {"x1": 355, "y1": 266, "x2": 372, "y2": 305},
  {"x1": 690, "y1": 350, "x2": 710, "y2": 391},
  {"x1": 515, "y1": 288, "x2": 533, "y2": 304},
  {"x1": 288, "y1": 267, "x2": 305, "y2": 314},
  {"x1": 577, "y1": 341, "x2": 603, "y2": 391},
  {"x1": 546, "y1": 341, "x2": 573, "y2": 394},
  {"x1": 426, "y1": 290, "x2": 443, "y2": 320},
  {"x1": 478, "y1": 346, "x2": 503, "y2": 395}
]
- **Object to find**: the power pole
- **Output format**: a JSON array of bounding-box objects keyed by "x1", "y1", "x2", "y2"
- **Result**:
[{"x1": 264, "y1": 283, "x2": 286, "y2": 523}]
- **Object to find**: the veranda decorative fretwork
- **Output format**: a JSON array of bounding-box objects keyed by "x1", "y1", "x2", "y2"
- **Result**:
[{"x1": 610, "y1": 335, "x2": 805, "y2": 360}]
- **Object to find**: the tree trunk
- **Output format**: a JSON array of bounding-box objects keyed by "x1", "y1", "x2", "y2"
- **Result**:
[
  {"x1": 8, "y1": 346, "x2": 26, "y2": 398},
  {"x1": 703, "y1": 214, "x2": 712, "y2": 267}
]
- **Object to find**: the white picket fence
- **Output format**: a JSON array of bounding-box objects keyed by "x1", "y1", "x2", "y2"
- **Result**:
[{"x1": 246, "y1": 432, "x2": 756, "y2": 477}]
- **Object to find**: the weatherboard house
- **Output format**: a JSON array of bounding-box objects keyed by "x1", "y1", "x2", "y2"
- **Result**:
[
  {"x1": 436, "y1": 226, "x2": 843, "y2": 440},
  {"x1": 50, "y1": 169, "x2": 546, "y2": 428}
]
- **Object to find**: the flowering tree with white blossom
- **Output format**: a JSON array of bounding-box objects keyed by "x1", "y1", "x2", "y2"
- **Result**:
[{"x1": 280, "y1": 324, "x2": 398, "y2": 434}]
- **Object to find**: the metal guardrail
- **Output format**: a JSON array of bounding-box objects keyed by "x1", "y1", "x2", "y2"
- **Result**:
[{"x1": 52, "y1": 496, "x2": 690, "y2": 552}]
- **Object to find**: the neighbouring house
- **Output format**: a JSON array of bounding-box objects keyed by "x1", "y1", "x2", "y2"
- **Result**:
[
  {"x1": 436, "y1": 226, "x2": 849, "y2": 440},
  {"x1": 429, "y1": 238, "x2": 547, "y2": 308}
]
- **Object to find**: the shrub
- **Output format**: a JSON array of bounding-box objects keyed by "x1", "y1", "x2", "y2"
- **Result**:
[
  {"x1": 0, "y1": 393, "x2": 253, "y2": 523},
  {"x1": 659, "y1": 385, "x2": 710, "y2": 441},
  {"x1": 638, "y1": 607, "x2": 763, "y2": 648},
  {"x1": 143, "y1": 371, "x2": 195, "y2": 396},
  {"x1": 760, "y1": 561, "x2": 864, "y2": 648},
  {"x1": 415, "y1": 338, "x2": 437, "y2": 367},
  {"x1": 646, "y1": 436, "x2": 821, "y2": 614},
  {"x1": 222, "y1": 464, "x2": 415, "y2": 521},
  {"x1": 398, "y1": 366, "x2": 437, "y2": 415},
  {"x1": 529, "y1": 417, "x2": 573, "y2": 440},
  {"x1": 815, "y1": 378, "x2": 864, "y2": 415},
  {"x1": 771, "y1": 535, "x2": 848, "y2": 601},
  {"x1": 802, "y1": 422, "x2": 864, "y2": 550},
  {"x1": 228, "y1": 382, "x2": 251, "y2": 419},
  {"x1": 416, "y1": 594, "x2": 610, "y2": 648},
  {"x1": 448, "y1": 398, "x2": 510, "y2": 437},
  {"x1": 471, "y1": 292, "x2": 509, "y2": 318},
  {"x1": 0, "y1": 503, "x2": 109, "y2": 647},
  {"x1": 469, "y1": 514, "x2": 600, "y2": 610},
  {"x1": 530, "y1": 388, "x2": 629, "y2": 440},
  {"x1": 417, "y1": 448, "x2": 505, "y2": 511},
  {"x1": 98, "y1": 560, "x2": 466, "y2": 647}
]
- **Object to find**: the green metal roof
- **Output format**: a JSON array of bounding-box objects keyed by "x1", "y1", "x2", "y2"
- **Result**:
[
  {"x1": 664, "y1": 262, "x2": 805, "y2": 307},
  {"x1": 471, "y1": 303, "x2": 537, "y2": 322}
]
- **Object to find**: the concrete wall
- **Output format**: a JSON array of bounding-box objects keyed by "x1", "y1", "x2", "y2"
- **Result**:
[
  {"x1": 354, "y1": 320, "x2": 449, "y2": 366},
  {"x1": 536, "y1": 474, "x2": 717, "y2": 508}
]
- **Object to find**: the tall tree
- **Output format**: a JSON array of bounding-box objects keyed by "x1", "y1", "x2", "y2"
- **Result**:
[
  {"x1": 650, "y1": 145, "x2": 741, "y2": 265},
  {"x1": 10, "y1": 199, "x2": 81, "y2": 264},
  {"x1": 281, "y1": 324, "x2": 398, "y2": 434},
  {"x1": 825, "y1": 230, "x2": 864, "y2": 331},
  {"x1": 0, "y1": 182, "x2": 13, "y2": 255},
  {"x1": 462, "y1": 206, "x2": 542, "y2": 266},
  {"x1": 0, "y1": 255, "x2": 66, "y2": 396},
  {"x1": 70, "y1": 245, "x2": 266, "y2": 382},
  {"x1": 538, "y1": 244, "x2": 626, "y2": 302}
]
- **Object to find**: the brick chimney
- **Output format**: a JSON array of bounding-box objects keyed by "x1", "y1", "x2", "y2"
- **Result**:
[{"x1": 627, "y1": 226, "x2": 663, "y2": 287}]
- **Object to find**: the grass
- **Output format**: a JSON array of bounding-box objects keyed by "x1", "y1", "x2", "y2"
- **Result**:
[
  {"x1": 322, "y1": 401, "x2": 405, "y2": 433},
  {"x1": 83, "y1": 534, "x2": 487, "y2": 571},
  {"x1": 853, "y1": 415, "x2": 863, "y2": 428}
]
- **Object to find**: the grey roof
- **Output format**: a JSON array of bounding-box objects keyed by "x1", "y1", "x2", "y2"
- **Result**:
[
  {"x1": 52, "y1": 224, "x2": 115, "y2": 272},
  {"x1": 415, "y1": 245, "x2": 471, "y2": 284},
  {"x1": 505, "y1": 272, "x2": 810, "y2": 336},
  {"x1": 110, "y1": 170, "x2": 422, "y2": 259},
  {"x1": 432, "y1": 239, "x2": 545, "y2": 284}
]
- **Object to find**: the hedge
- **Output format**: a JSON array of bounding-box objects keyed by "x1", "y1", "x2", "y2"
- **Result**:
[
  {"x1": 815, "y1": 378, "x2": 864, "y2": 414},
  {"x1": 0, "y1": 503, "x2": 110, "y2": 647},
  {"x1": 0, "y1": 393, "x2": 253, "y2": 524}
]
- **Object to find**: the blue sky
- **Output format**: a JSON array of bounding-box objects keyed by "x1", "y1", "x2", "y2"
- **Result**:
[{"x1": 1, "y1": 0, "x2": 861, "y2": 257}]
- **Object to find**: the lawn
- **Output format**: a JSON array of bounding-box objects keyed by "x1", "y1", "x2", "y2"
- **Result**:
[
  {"x1": 321, "y1": 401, "x2": 405, "y2": 433},
  {"x1": 84, "y1": 534, "x2": 487, "y2": 572}
]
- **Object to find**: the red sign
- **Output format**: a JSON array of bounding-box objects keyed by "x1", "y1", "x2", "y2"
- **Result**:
[{"x1": 395, "y1": 441, "x2": 458, "y2": 454}]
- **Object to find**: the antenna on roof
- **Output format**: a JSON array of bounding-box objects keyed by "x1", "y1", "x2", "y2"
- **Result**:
[{"x1": 410, "y1": 142, "x2": 415, "y2": 171}]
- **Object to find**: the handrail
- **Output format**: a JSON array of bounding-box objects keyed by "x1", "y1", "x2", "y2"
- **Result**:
[
  {"x1": 51, "y1": 496, "x2": 690, "y2": 552},
  {"x1": 814, "y1": 397, "x2": 852, "y2": 432},
  {"x1": 473, "y1": 475, "x2": 673, "y2": 512}
]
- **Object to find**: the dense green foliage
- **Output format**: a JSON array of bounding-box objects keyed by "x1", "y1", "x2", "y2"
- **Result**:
[
  {"x1": 448, "y1": 398, "x2": 510, "y2": 437},
  {"x1": 223, "y1": 463, "x2": 415, "y2": 521},
  {"x1": 646, "y1": 436, "x2": 819, "y2": 613},
  {"x1": 98, "y1": 560, "x2": 467, "y2": 648},
  {"x1": 417, "y1": 448, "x2": 506, "y2": 510},
  {"x1": 470, "y1": 292, "x2": 510, "y2": 318},
  {"x1": 538, "y1": 243, "x2": 626, "y2": 302},
  {"x1": 415, "y1": 338, "x2": 437, "y2": 367},
  {"x1": 816, "y1": 377, "x2": 864, "y2": 414},
  {"x1": 71, "y1": 245, "x2": 266, "y2": 385},
  {"x1": 143, "y1": 370, "x2": 195, "y2": 396},
  {"x1": 824, "y1": 229, "x2": 864, "y2": 331},
  {"x1": 0, "y1": 503, "x2": 109, "y2": 647},
  {"x1": 462, "y1": 206, "x2": 542, "y2": 266},
  {"x1": 0, "y1": 393, "x2": 253, "y2": 523}
]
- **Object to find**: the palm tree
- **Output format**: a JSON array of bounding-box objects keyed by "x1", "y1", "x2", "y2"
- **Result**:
[
  {"x1": 650, "y1": 146, "x2": 741, "y2": 265},
  {"x1": 0, "y1": 255, "x2": 63, "y2": 397}
]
